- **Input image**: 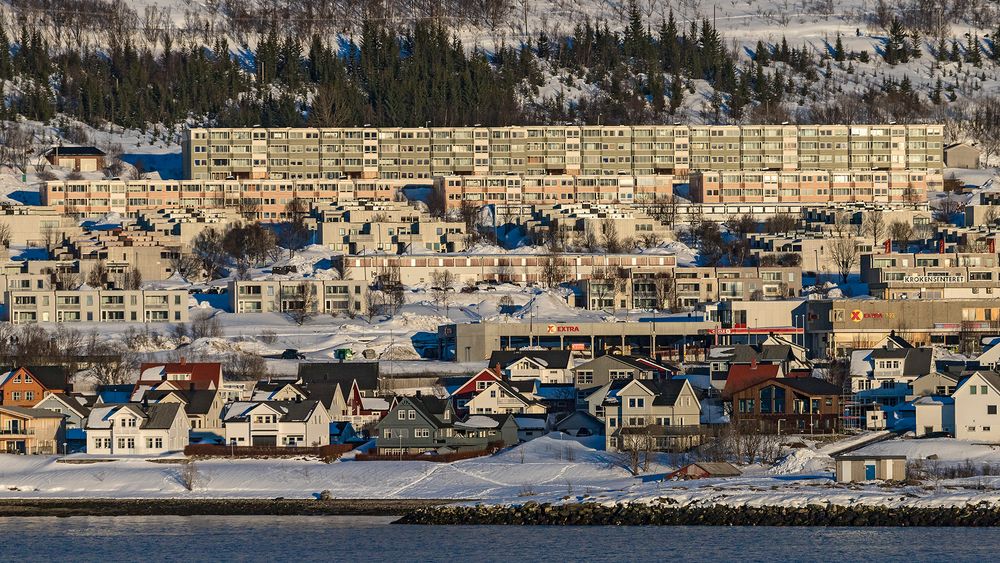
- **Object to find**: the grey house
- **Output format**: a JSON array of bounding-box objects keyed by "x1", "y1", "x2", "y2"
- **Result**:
[
  {"x1": 572, "y1": 354, "x2": 673, "y2": 388},
  {"x1": 375, "y1": 395, "x2": 516, "y2": 455}
]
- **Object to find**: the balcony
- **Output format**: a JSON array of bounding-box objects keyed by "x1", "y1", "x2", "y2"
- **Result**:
[{"x1": 0, "y1": 428, "x2": 35, "y2": 436}]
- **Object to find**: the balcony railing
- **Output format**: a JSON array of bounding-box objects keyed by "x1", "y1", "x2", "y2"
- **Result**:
[{"x1": 0, "y1": 428, "x2": 35, "y2": 435}]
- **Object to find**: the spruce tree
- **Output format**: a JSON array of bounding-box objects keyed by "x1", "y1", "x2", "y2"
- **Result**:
[{"x1": 834, "y1": 35, "x2": 845, "y2": 62}]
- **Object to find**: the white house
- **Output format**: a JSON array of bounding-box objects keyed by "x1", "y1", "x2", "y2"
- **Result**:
[
  {"x1": 222, "y1": 400, "x2": 331, "y2": 447},
  {"x1": 953, "y1": 371, "x2": 1000, "y2": 442},
  {"x1": 465, "y1": 380, "x2": 547, "y2": 415},
  {"x1": 85, "y1": 403, "x2": 190, "y2": 455},
  {"x1": 487, "y1": 351, "x2": 573, "y2": 384},
  {"x1": 604, "y1": 378, "x2": 701, "y2": 452}
]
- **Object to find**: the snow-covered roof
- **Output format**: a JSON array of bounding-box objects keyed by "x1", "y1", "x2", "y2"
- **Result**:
[
  {"x1": 360, "y1": 397, "x2": 391, "y2": 411},
  {"x1": 456, "y1": 415, "x2": 501, "y2": 429}
]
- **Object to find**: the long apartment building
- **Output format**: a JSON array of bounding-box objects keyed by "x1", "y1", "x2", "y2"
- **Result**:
[
  {"x1": 690, "y1": 169, "x2": 941, "y2": 204},
  {"x1": 579, "y1": 267, "x2": 802, "y2": 310},
  {"x1": 3, "y1": 289, "x2": 189, "y2": 324},
  {"x1": 228, "y1": 279, "x2": 368, "y2": 315},
  {"x1": 41, "y1": 178, "x2": 406, "y2": 219},
  {"x1": 336, "y1": 253, "x2": 679, "y2": 286},
  {"x1": 433, "y1": 174, "x2": 674, "y2": 210},
  {"x1": 182, "y1": 124, "x2": 944, "y2": 181},
  {"x1": 861, "y1": 252, "x2": 1000, "y2": 299}
]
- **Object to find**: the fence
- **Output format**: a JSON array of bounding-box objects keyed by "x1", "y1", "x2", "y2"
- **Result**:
[
  {"x1": 184, "y1": 444, "x2": 355, "y2": 461},
  {"x1": 354, "y1": 441, "x2": 504, "y2": 463}
]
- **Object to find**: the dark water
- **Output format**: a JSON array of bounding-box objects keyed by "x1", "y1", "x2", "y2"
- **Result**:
[{"x1": 1, "y1": 515, "x2": 995, "y2": 562}]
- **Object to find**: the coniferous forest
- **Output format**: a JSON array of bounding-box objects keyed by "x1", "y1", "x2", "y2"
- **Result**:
[{"x1": 1, "y1": 0, "x2": 999, "y2": 139}]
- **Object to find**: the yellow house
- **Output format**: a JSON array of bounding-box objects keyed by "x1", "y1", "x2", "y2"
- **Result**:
[{"x1": 0, "y1": 406, "x2": 66, "y2": 454}]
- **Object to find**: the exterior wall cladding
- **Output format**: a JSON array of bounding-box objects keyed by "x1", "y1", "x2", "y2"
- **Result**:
[{"x1": 182, "y1": 124, "x2": 944, "y2": 182}]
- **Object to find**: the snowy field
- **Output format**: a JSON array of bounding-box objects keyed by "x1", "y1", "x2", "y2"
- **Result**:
[{"x1": 5, "y1": 434, "x2": 1000, "y2": 508}]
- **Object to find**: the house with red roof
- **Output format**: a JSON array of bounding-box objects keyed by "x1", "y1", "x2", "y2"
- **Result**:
[
  {"x1": 721, "y1": 361, "x2": 784, "y2": 401},
  {"x1": 134, "y1": 360, "x2": 223, "y2": 401}
]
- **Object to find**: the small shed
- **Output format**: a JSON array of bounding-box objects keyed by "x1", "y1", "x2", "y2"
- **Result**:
[
  {"x1": 666, "y1": 462, "x2": 742, "y2": 480},
  {"x1": 834, "y1": 454, "x2": 907, "y2": 482},
  {"x1": 44, "y1": 146, "x2": 106, "y2": 172},
  {"x1": 944, "y1": 143, "x2": 981, "y2": 169}
]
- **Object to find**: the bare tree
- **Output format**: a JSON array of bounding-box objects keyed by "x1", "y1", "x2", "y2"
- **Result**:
[
  {"x1": 192, "y1": 228, "x2": 227, "y2": 279},
  {"x1": 286, "y1": 281, "x2": 317, "y2": 325},
  {"x1": 887, "y1": 220, "x2": 914, "y2": 253},
  {"x1": 430, "y1": 269, "x2": 457, "y2": 314},
  {"x1": 279, "y1": 197, "x2": 311, "y2": 258},
  {"x1": 237, "y1": 198, "x2": 261, "y2": 221},
  {"x1": 86, "y1": 261, "x2": 109, "y2": 288},
  {"x1": 0, "y1": 223, "x2": 11, "y2": 248},
  {"x1": 170, "y1": 252, "x2": 204, "y2": 281},
  {"x1": 619, "y1": 428, "x2": 655, "y2": 475},
  {"x1": 118, "y1": 267, "x2": 142, "y2": 290},
  {"x1": 764, "y1": 212, "x2": 799, "y2": 234},
  {"x1": 224, "y1": 352, "x2": 268, "y2": 381},
  {"x1": 540, "y1": 252, "x2": 570, "y2": 288},
  {"x1": 862, "y1": 209, "x2": 887, "y2": 248},
  {"x1": 829, "y1": 233, "x2": 860, "y2": 284},
  {"x1": 600, "y1": 219, "x2": 621, "y2": 253}
]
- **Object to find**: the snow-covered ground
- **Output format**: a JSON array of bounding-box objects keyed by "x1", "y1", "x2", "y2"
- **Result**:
[{"x1": 4, "y1": 433, "x2": 1000, "y2": 507}]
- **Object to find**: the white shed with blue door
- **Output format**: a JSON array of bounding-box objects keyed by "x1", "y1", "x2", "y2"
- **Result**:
[{"x1": 834, "y1": 454, "x2": 908, "y2": 483}]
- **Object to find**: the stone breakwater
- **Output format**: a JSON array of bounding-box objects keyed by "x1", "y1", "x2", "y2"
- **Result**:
[{"x1": 396, "y1": 501, "x2": 1000, "y2": 526}]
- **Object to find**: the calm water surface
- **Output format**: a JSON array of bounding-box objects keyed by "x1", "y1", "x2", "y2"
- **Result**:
[{"x1": 0, "y1": 515, "x2": 994, "y2": 562}]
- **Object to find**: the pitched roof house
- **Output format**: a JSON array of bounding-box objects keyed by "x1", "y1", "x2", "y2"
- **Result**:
[
  {"x1": 571, "y1": 354, "x2": 673, "y2": 388},
  {"x1": 730, "y1": 377, "x2": 843, "y2": 433},
  {"x1": 0, "y1": 366, "x2": 69, "y2": 407},
  {"x1": 721, "y1": 362, "x2": 783, "y2": 400},
  {"x1": 667, "y1": 462, "x2": 742, "y2": 480},
  {"x1": 136, "y1": 361, "x2": 223, "y2": 394},
  {"x1": 222, "y1": 400, "x2": 332, "y2": 447},
  {"x1": 487, "y1": 350, "x2": 573, "y2": 384},
  {"x1": 375, "y1": 394, "x2": 515, "y2": 455},
  {"x1": 465, "y1": 379, "x2": 547, "y2": 415},
  {"x1": 604, "y1": 379, "x2": 702, "y2": 452},
  {"x1": 86, "y1": 403, "x2": 190, "y2": 455},
  {"x1": 32, "y1": 392, "x2": 90, "y2": 431},
  {"x1": 145, "y1": 388, "x2": 225, "y2": 430},
  {"x1": 0, "y1": 406, "x2": 66, "y2": 454}
]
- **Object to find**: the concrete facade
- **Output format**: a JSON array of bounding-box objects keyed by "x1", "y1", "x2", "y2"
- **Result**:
[
  {"x1": 228, "y1": 279, "x2": 368, "y2": 316},
  {"x1": 3, "y1": 289, "x2": 189, "y2": 324},
  {"x1": 691, "y1": 169, "x2": 940, "y2": 204},
  {"x1": 182, "y1": 124, "x2": 944, "y2": 181}
]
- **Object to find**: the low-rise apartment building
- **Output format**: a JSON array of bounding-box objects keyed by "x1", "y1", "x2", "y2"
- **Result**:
[
  {"x1": 135, "y1": 207, "x2": 244, "y2": 244},
  {"x1": 580, "y1": 266, "x2": 802, "y2": 310},
  {"x1": 228, "y1": 279, "x2": 368, "y2": 316},
  {"x1": 309, "y1": 201, "x2": 468, "y2": 254},
  {"x1": 434, "y1": 174, "x2": 674, "y2": 210},
  {"x1": 691, "y1": 169, "x2": 940, "y2": 204},
  {"x1": 861, "y1": 252, "x2": 1000, "y2": 299},
  {"x1": 0, "y1": 206, "x2": 70, "y2": 246},
  {"x1": 337, "y1": 253, "x2": 678, "y2": 286},
  {"x1": 3, "y1": 289, "x2": 189, "y2": 324},
  {"x1": 525, "y1": 203, "x2": 675, "y2": 246},
  {"x1": 749, "y1": 232, "x2": 873, "y2": 274},
  {"x1": 41, "y1": 178, "x2": 411, "y2": 219}
]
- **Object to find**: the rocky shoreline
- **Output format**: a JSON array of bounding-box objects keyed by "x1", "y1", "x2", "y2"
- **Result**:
[
  {"x1": 396, "y1": 501, "x2": 1000, "y2": 526},
  {"x1": 0, "y1": 498, "x2": 454, "y2": 517}
]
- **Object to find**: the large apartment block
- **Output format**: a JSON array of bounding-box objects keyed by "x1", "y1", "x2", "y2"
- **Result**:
[
  {"x1": 3, "y1": 289, "x2": 189, "y2": 324},
  {"x1": 690, "y1": 169, "x2": 941, "y2": 204},
  {"x1": 228, "y1": 279, "x2": 368, "y2": 315},
  {"x1": 182, "y1": 124, "x2": 944, "y2": 181}
]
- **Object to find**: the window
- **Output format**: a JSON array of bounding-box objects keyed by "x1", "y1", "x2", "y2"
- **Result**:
[
  {"x1": 25, "y1": 391, "x2": 34, "y2": 401},
  {"x1": 408, "y1": 410, "x2": 416, "y2": 420},
  {"x1": 985, "y1": 427, "x2": 993, "y2": 432},
  {"x1": 146, "y1": 437, "x2": 163, "y2": 449},
  {"x1": 989, "y1": 405, "x2": 998, "y2": 415},
  {"x1": 398, "y1": 410, "x2": 405, "y2": 420},
  {"x1": 11, "y1": 392, "x2": 20, "y2": 401},
  {"x1": 414, "y1": 428, "x2": 430, "y2": 438},
  {"x1": 983, "y1": 386, "x2": 989, "y2": 395},
  {"x1": 972, "y1": 386, "x2": 978, "y2": 395}
]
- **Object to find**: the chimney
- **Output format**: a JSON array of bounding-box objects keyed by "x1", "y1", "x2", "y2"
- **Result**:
[
  {"x1": 142, "y1": 396, "x2": 149, "y2": 409},
  {"x1": 415, "y1": 390, "x2": 422, "y2": 398},
  {"x1": 180, "y1": 356, "x2": 186, "y2": 365},
  {"x1": 883, "y1": 238, "x2": 891, "y2": 254},
  {"x1": 938, "y1": 237, "x2": 945, "y2": 254},
  {"x1": 189, "y1": 382, "x2": 195, "y2": 392},
  {"x1": 990, "y1": 239, "x2": 996, "y2": 254},
  {"x1": 750, "y1": 356, "x2": 758, "y2": 370}
]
